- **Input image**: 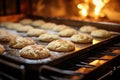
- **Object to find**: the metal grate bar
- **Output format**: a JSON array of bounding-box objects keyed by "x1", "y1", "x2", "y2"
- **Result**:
[
  {"x1": 0, "y1": 71, "x2": 18, "y2": 80},
  {"x1": 88, "y1": 57, "x2": 110, "y2": 60},
  {"x1": 100, "y1": 52, "x2": 119, "y2": 56},
  {"x1": 113, "y1": 43, "x2": 120, "y2": 47}
]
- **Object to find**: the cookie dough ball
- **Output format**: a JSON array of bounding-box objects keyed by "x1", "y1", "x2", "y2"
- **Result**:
[
  {"x1": 0, "y1": 22, "x2": 13, "y2": 27},
  {"x1": 71, "y1": 34, "x2": 93, "y2": 43},
  {"x1": 9, "y1": 37, "x2": 35, "y2": 49},
  {"x1": 91, "y1": 29, "x2": 111, "y2": 38},
  {"x1": 0, "y1": 44, "x2": 5, "y2": 54},
  {"x1": 38, "y1": 34, "x2": 60, "y2": 42},
  {"x1": 0, "y1": 34, "x2": 11, "y2": 42},
  {"x1": 40, "y1": 22, "x2": 56, "y2": 30},
  {"x1": 0, "y1": 33, "x2": 20, "y2": 43},
  {"x1": 31, "y1": 20, "x2": 46, "y2": 27},
  {"x1": 58, "y1": 29, "x2": 77, "y2": 37},
  {"x1": 19, "y1": 45, "x2": 50, "y2": 59},
  {"x1": 27, "y1": 29, "x2": 46, "y2": 37},
  {"x1": 53, "y1": 24, "x2": 69, "y2": 32},
  {"x1": 79, "y1": 26, "x2": 97, "y2": 33},
  {"x1": 16, "y1": 25, "x2": 33, "y2": 32},
  {"x1": 47, "y1": 39, "x2": 75, "y2": 52},
  {"x1": 19, "y1": 19, "x2": 32, "y2": 25},
  {"x1": 6, "y1": 23, "x2": 23, "y2": 30}
]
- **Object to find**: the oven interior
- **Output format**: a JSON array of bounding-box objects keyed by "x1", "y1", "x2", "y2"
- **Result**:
[
  {"x1": 0, "y1": 0, "x2": 120, "y2": 80},
  {"x1": 0, "y1": 0, "x2": 120, "y2": 22}
]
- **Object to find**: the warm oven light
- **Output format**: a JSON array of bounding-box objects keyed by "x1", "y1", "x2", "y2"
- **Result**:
[
  {"x1": 77, "y1": 3, "x2": 89, "y2": 17},
  {"x1": 92, "y1": 0, "x2": 110, "y2": 19}
]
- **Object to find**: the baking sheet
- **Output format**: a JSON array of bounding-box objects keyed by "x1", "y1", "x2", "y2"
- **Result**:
[{"x1": 0, "y1": 21, "x2": 119, "y2": 65}]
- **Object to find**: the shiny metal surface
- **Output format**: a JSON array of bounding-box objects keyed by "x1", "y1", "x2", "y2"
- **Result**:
[{"x1": 0, "y1": 24, "x2": 119, "y2": 65}]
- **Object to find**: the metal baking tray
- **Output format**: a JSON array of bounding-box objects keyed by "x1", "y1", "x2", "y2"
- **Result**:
[{"x1": 0, "y1": 16, "x2": 120, "y2": 66}]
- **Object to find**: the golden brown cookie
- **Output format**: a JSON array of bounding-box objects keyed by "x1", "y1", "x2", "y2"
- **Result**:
[
  {"x1": 9, "y1": 37, "x2": 35, "y2": 49},
  {"x1": 58, "y1": 28, "x2": 77, "y2": 37},
  {"x1": 16, "y1": 25, "x2": 33, "y2": 32},
  {"x1": 27, "y1": 28, "x2": 46, "y2": 37},
  {"x1": 9, "y1": 33, "x2": 20, "y2": 42},
  {"x1": 0, "y1": 22, "x2": 13, "y2": 27},
  {"x1": 40, "y1": 22, "x2": 56, "y2": 30},
  {"x1": 91, "y1": 29, "x2": 111, "y2": 38},
  {"x1": 19, "y1": 19, "x2": 32, "y2": 25},
  {"x1": 31, "y1": 20, "x2": 46, "y2": 27},
  {"x1": 71, "y1": 34, "x2": 93, "y2": 43},
  {"x1": 0, "y1": 34, "x2": 11, "y2": 42},
  {"x1": 53, "y1": 24, "x2": 69, "y2": 32},
  {"x1": 79, "y1": 26, "x2": 97, "y2": 33},
  {"x1": 6, "y1": 23, "x2": 23, "y2": 30},
  {"x1": 38, "y1": 33, "x2": 60, "y2": 42},
  {"x1": 47, "y1": 39, "x2": 75, "y2": 52},
  {"x1": 19, "y1": 45, "x2": 50, "y2": 59},
  {"x1": 0, "y1": 33, "x2": 20, "y2": 43},
  {"x1": 0, "y1": 44, "x2": 5, "y2": 54}
]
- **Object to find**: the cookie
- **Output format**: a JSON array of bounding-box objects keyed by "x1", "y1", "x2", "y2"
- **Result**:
[
  {"x1": 0, "y1": 34, "x2": 11, "y2": 42},
  {"x1": 9, "y1": 37, "x2": 35, "y2": 49},
  {"x1": 71, "y1": 34, "x2": 93, "y2": 43},
  {"x1": 58, "y1": 28, "x2": 77, "y2": 37},
  {"x1": 27, "y1": 28, "x2": 46, "y2": 37},
  {"x1": 19, "y1": 19, "x2": 32, "y2": 25},
  {"x1": 38, "y1": 33, "x2": 60, "y2": 42},
  {"x1": 0, "y1": 22, "x2": 13, "y2": 27},
  {"x1": 19, "y1": 45, "x2": 50, "y2": 59},
  {"x1": 47, "y1": 39, "x2": 75, "y2": 52},
  {"x1": 40, "y1": 22, "x2": 56, "y2": 30},
  {"x1": 91, "y1": 29, "x2": 111, "y2": 38},
  {"x1": 9, "y1": 33, "x2": 20, "y2": 42},
  {"x1": 31, "y1": 20, "x2": 46, "y2": 27},
  {"x1": 6, "y1": 23, "x2": 23, "y2": 30},
  {"x1": 79, "y1": 26, "x2": 97, "y2": 33},
  {"x1": 16, "y1": 25, "x2": 33, "y2": 32},
  {"x1": 53, "y1": 24, "x2": 69, "y2": 32}
]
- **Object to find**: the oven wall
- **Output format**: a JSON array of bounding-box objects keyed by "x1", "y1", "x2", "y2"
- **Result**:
[{"x1": 0, "y1": 0, "x2": 32, "y2": 16}]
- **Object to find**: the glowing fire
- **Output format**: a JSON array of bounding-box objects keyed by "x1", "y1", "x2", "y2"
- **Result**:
[
  {"x1": 77, "y1": 0, "x2": 89, "y2": 18},
  {"x1": 93, "y1": 0, "x2": 109, "y2": 18},
  {"x1": 77, "y1": 0, "x2": 109, "y2": 19},
  {"x1": 77, "y1": 3, "x2": 89, "y2": 17}
]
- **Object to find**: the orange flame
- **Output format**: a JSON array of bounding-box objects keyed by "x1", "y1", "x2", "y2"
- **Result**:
[
  {"x1": 77, "y1": 3, "x2": 89, "y2": 17},
  {"x1": 92, "y1": 0, "x2": 109, "y2": 18},
  {"x1": 77, "y1": 0, "x2": 90, "y2": 18},
  {"x1": 77, "y1": 0, "x2": 109, "y2": 19}
]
